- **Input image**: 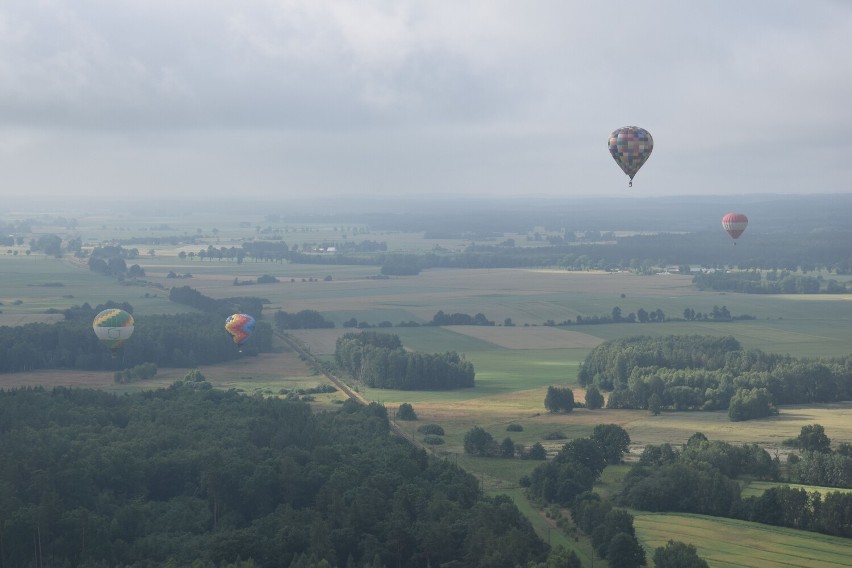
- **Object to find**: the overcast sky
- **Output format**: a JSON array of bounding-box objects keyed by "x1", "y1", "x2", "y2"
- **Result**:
[{"x1": 1, "y1": 1, "x2": 851, "y2": 203}]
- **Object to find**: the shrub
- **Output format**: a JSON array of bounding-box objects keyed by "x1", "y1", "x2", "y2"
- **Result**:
[
  {"x1": 417, "y1": 424, "x2": 445, "y2": 436},
  {"x1": 506, "y1": 424, "x2": 524, "y2": 432},
  {"x1": 464, "y1": 426, "x2": 496, "y2": 456},
  {"x1": 544, "y1": 431, "x2": 567, "y2": 440},
  {"x1": 396, "y1": 403, "x2": 417, "y2": 420},
  {"x1": 423, "y1": 435, "x2": 445, "y2": 445}
]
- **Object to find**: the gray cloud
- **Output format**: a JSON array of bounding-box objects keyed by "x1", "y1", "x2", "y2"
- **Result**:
[{"x1": 1, "y1": 0, "x2": 851, "y2": 200}]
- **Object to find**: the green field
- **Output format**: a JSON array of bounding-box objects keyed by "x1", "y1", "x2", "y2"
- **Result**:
[{"x1": 634, "y1": 512, "x2": 852, "y2": 567}]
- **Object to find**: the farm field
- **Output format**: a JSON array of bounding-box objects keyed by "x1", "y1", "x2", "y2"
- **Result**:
[{"x1": 634, "y1": 512, "x2": 852, "y2": 567}]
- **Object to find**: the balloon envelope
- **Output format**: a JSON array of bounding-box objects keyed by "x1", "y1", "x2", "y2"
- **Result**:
[
  {"x1": 608, "y1": 126, "x2": 653, "y2": 185},
  {"x1": 225, "y1": 313, "x2": 256, "y2": 346},
  {"x1": 722, "y1": 212, "x2": 749, "y2": 240},
  {"x1": 93, "y1": 308, "x2": 135, "y2": 351}
]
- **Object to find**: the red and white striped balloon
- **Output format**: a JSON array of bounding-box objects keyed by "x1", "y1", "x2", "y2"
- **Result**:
[{"x1": 722, "y1": 212, "x2": 748, "y2": 242}]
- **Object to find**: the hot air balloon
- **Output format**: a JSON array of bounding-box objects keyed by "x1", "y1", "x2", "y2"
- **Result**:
[
  {"x1": 93, "y1": 308, "x2": 135, "y2": 352},
  {"x1": 722, "y1": 212, "x2": 748, "y2": 244},
  {"x1": 608, "y1": 126, "x2": 653, "y2": 187},
  {"x1": 225, "y1": 313, "x2": 255, "y2": 349}
]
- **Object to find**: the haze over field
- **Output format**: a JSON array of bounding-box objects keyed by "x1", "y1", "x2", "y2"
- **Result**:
[{"x1": 1, "y1": 1, "x2": 851, "y2": 203}]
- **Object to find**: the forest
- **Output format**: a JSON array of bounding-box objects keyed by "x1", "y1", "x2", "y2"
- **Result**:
[
  {"x1": 0, "y1": 304, "x2": 272, "y2": 373},
  {"x1": 0, "y1": 386, "x2": 553, "y2": 568},
  {"x1": 577, "y1": 335, "x2": 852, "y2": 420},
  {"x1": 334, "y1": 332, "x2": 475, "y2": 390}
]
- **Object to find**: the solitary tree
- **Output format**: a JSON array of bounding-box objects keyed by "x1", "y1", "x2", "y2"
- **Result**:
[
  {"x1": 464, "y1": 426, "x2": 496, "y2": 456},
  {"x1": 796, "y1": 424, "x2": 831, "y2": 453},
  {"x1": 396, "y1": 403, "x2": 417, "y2": 421},
  {"x1": 591, "y1": 424, "x2": 631, "y2": 465},
  {"x1": 585, "y1": 385, "x2": 604, "y2": 410},
  {"x1": 545, "y1": 386, "x2": 574, "y2": 413}
]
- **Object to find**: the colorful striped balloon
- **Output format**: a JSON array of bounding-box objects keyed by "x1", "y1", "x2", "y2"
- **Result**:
[
  {"x1": 225, "y1": 313, "x2": 256, "y2": 346},
  {"x1": 608, "y1": 126, "x2": 653, "y2": 187},
  {"x1": 92, "y1": 308, "x2": 135, "y2": 351}
]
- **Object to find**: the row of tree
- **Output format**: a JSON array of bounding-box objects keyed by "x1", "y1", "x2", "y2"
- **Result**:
[
  {"x1": 578, "y1": 335, "x2": 852, "y2": 420},
  {"x1": 0, "y1": 386, "x2": 558, "y2": 568},
  {"x1": 334, "y1": 332, "x2": 475, "y2": 390},
  {"x1": 693, "y1": 271, "x2": 850, "y2": 294},
  {"x1": 462, "y1": 426, "x2": 547, "y2": 460},
  {"x1": 430, "y1": 310, "x2": 495, "y2": 326}
]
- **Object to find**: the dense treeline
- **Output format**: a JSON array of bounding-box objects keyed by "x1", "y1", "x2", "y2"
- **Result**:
[
  {"x1": 620, "y1": 433, "x2": 852, "y2": 539},
  {"x1": 0, "y1": 312, "x2": 271, "y2": 373},
  {"x1": 274, "y1": 309, "x2": 335, "y2": 330},
  {"x1": 0, "y1": 387, "x2": 549, "y2": 567},
  {"x1": 693, "y1": 270, "x2": 850, "y2": 294},
  {"x1": 168, "y1": 285, "x2": 267, "y2": 318},
  {"x1": 577, "y1": 335, "x2": 852, "y2": 420},
  {"x1": 335, "y1": 332, "x2": 475, "y2": 390}
]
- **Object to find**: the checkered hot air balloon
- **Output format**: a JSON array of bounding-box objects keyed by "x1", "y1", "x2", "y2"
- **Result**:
[
  {"x1": 722, "y1": 212, "x2": 748, "y2": 244},
  {"x1": 92, "y1": 308, "x2": 135, "y2": 351},
  {"x1": 608, "y1": 126, "x2": 653, "y2": 187},
  {"x1": 225, "y1": 313, "x2": 256, "y2": 347}
]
